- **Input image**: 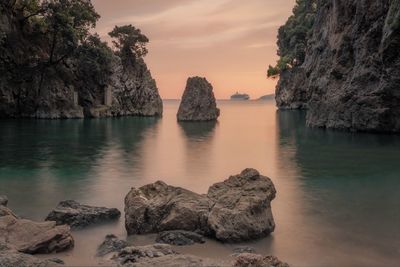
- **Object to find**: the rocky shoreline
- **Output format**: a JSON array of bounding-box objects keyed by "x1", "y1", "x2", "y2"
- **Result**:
[{"x1": 0, "y1": 169, "x2": 289, "y2": 267}]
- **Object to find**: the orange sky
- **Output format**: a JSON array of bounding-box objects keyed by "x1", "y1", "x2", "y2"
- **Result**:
[{"x1": 92, "y1": 0, "x2": 295, "y2": 99}]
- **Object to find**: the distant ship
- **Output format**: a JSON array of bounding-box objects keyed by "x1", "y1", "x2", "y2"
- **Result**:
[{"x1": 230, "y1": 92, "x2": 250, "y2": 100}]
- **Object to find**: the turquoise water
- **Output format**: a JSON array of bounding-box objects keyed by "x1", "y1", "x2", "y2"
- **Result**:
[{"x1": 0, "y1": 100, "x2": 399, "y2": 266}]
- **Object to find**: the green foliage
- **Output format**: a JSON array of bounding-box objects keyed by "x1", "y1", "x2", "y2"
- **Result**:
[
  {"x1": 108, "y1": 24, "x2": 149, "y2": 67},
  {"x1": 267, "y1": 0, "x2": 317, "y2": 78}
]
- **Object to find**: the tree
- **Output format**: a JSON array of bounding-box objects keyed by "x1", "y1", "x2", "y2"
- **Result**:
[
  {"x1": 267, "y1": 0, "x2": 317, "y2": 78},
  {"x1": 108, "y1": 24, "x2": 149, "y2": 67}
]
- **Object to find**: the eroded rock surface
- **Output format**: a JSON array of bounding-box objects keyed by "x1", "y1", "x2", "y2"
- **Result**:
[
  {"x1": 125, "y1": 169, "x2": 276, "y2": 242},
  {"x1": 46, "y1": 200, "x2": 121, "y2": 229},
  {"x1": 234, "y1": 253, "x2": 290, "y2": 267},
  {"x1": 177, "y1": 77, "x2": 220, "y2": 121},
  {"x1": 97, "y1": 234, "x2": 128, "y2": 257},
  {"x1": 0, "y1": 214, "x2": 73, "y2": 254},
  {"x1": 156, "y1": 230, "x2": 205, "y2": 246},
  {"x1": 275, "y1": 0, "x2": 400, "y2": 132}
]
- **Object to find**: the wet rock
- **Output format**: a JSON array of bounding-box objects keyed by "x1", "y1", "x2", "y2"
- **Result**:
[
  {"x1": 0, "y1": 195, "x2": 8, "y2": 206},
  {"x1": 46, "y1": 200, "x2": 121, "y2": 229},
  {"x1": 125, "y1": 168, "x2": 276, "y2": 242},
  {"x1": 234, "y1": 253, "x2": 289, "y2": 267},
  {"x1": 207, "y1": 168, "x2": 276, "y2": 242},
  {"x1": 0, "y1": 214, "x2": 73, "y2": 254},
  {"x1": 97, "y1": 234, "x2": 128, "y2": 257},
  {"x1": 115, "y1": 244, "x2": 224, "y2": 267},
  {"x1": 233, "y1": 247, "x2": 256, "y2": 254},
  {"x1": 0, "y1": 205, "x2": 17, "y2": 217},
  {"x1": 177, "y1": 77, "x2": 220, "y2": 121},
  {"x1": 125, "y1": 181, "x2": 210, "y2": 235},
  {"x1": 156, "y1": 230, "x2": 205, "y2": 246}
]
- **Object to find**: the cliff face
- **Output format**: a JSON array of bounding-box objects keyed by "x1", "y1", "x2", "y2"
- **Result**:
[
  {"x1": 276, "y1": 0, "x2": 400, "y2": 132},
  {"x1": 0, "y1": 3, "x2": 162, "y2": 119}
]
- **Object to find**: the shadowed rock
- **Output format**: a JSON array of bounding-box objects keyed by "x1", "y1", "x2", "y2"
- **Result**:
[
  {"x1": 234, "y1": 253, "x2": 290, "y2": 267},
  {"x1": 0, "y1": 195, "x2": 8, "y2": 206},
  {"x1": 97, "y1": 234, "x2": 128, "y2": 257},
  {"x1": 177, "y1": 77, "x2": 220, "y2": 121},
  {"x1": 125, "y1": 168, "x2": 276, "y2": 242},
  {"x1": 156, "y1": 230, "x2": 205, "y2": 246},
  {"x1": 46, "y1": 200, "x2": 121, "y2": 229}
]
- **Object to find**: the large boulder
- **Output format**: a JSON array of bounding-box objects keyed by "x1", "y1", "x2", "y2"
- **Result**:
[
  {"x1": 125, "y1": 181, "x2": 210, "y2": 235},
  {"x1": 46, "y1": 200, "x2": 121, "y2": 229},
  {"x1": 124, "y1": 169, "x2": 276, "y2": 242},
  {"x1": 207, "y1": 168, "x2": 276, "y2": 242},
  {"x1": 156, "y1": 230, "x2": 205, "y2": 246},
  {"x1": 0, "y1": 214, "x2": 73, "y2": 254},
  {"x1": 177, "y1": 77, "x2": 220, "y2": 121}
]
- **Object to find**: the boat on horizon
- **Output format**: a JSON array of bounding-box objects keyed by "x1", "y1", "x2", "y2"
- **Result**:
[{"x1": 230, "y1": 92, "x2": 250, "y2": 100}]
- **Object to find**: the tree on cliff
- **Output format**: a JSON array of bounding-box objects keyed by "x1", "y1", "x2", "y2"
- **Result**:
[
  {"x1": 267, "y1": 0, "x2": 317, "y2": 78},
  {"x1": 108, "y1": 25, "x2": 149, "y2": 67}
]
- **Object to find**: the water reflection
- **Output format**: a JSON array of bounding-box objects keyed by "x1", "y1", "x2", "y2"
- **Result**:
[
  {"x1": 275, "y1": 110, "x2": 400, "y2": 266},
  {"x1": 179, "y1": 121, "x2": 217, "y2": 179}
]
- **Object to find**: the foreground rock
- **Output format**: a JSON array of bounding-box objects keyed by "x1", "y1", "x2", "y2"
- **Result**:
[
  {"x1": 0, "y1": 213, "x2": 73, "y2": 254},
  {"x1": 125, "y1": 168, "x2": 276, "y2": 242},
  {"x1": 112, "y1": 244, "x2": 225, "y2": 267},
  {"x1": 0, "y1": 195, "x2": 8, "y2": 206},
  {"x1": 156, "y1": 230, "x2": 205, "y2": 246},
  {"x1": 97, "y1": 234, "x2": 128, "y2": 257},
  {"x1": 234, "y1": 253, "x2": 289, "y2": 267},
  {"x1": 275, "y1": 0, "x2": 400, "y2": 132},
  {"x1": 46, "y1": 200, "x2": 121, "y2": 229},
  {"x1": 0, "y1": 242, "x2": 63, "y2": 267},
  {"x1": 177, "y1": 77, "x2": 220, "y2": 121}
]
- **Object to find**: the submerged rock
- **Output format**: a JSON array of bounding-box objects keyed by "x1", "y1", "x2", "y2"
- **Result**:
[
  {"x1": 46, "y1": 200, "x2": 121, "y2": 229},
  {"x1": 156, "y1": 230, "x2": 205, "y2": 246},
  {"x1": 0, "y1": 195, "x2": 8, "y2": 206},
  {"x1": 177, "y1": 77, "x2": 220, "y2": 121},
  {"x1": 97, "y1": 234, "x2": 128, "y2": 257},
  {"x1": 234, "y1": 253, "x2": 289, "y2": 267},
  {"x1": 0, "y1": 213, "x2": 73, "y2": 254},
  {"x1": 125, "y1": 168, "x2": 276, "y2": 242},
  {"x1": 233, "y1": 247, "x2": 256, "y2": 254}
]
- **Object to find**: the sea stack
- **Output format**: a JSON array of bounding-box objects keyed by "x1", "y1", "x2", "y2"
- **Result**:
[{"x1": 177, "y1": 77, "x2": 220, "y2": 121}]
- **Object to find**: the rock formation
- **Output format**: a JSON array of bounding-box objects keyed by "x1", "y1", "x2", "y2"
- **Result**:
[
  {"x1": 233, "y1": 253, "x2": 290, "y2": 267},
  {"x1": 156, "y1": 230, "x2": 205, "y2": 246},
  {"x1": 124, "y1": 169, "x2": 276, "y2": 242},
  {"x1": 0, "y1": 208, "x2": 73, "y2": 254},
  {"x1": 46, "y1": 200, "x2": 121, "y2": 229},
  {"x1": 275, "y1": 0, "x2": 400, "y2": 132},
  {"x1": 177, "y1": 77, "x2": 220, "y2": 121}
]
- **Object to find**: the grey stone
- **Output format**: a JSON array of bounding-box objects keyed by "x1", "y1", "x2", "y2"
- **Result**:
[
  {"x1": 125, "y1": 168, "x2": 276, "y2": 242},
  {"x1": 46, "y1": 200, "x2": 121, "y2": 229},
  {"x1": 177, "y1": 77, "x2": 220, "y2": 121},
  {"x1": 275, "y1": 0, "x2": 400, "y2": 132},
  {"x1": 234, "y1": 253, "x2": 290, "y2": 267},
  {"x1": 0, "y1": 196, "x2": 8, "y2": 206},
  {"x1": 97, "y1": 234, "x2": 128, "y2": 257},
  {"x1": 156, "y1": 230, "x2": 205, "y2": 246}
]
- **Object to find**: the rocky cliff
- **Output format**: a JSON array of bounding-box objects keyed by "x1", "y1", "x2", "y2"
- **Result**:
[
  {"x1": 0, "y1": 1, "x2": 162, "y2": 119},
  {"x1": 276, "y1": 0, "x2": 400, "y2": 132}
]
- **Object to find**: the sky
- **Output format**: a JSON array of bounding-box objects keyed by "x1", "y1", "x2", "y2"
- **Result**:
[{"x1": 91, "y1": 0, "x2": 295, "y2": 99}]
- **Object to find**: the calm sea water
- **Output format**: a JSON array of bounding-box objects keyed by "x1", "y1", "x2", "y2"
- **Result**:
[{"x1": 0, "y1": 100, "x2": 399, "y2": 266}]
